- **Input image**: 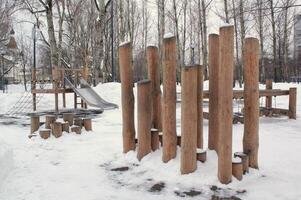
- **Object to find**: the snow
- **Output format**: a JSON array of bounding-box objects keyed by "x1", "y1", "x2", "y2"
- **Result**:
[
  {"x1": 232, "y1": 157, "x2": 242, "y2": 163},
  {"x1": 0, "y1": 82, "x2": 301, "y2": 199},
  {"x1": 164, "y1": 32, "x2": 174, "y2": 39},
  {"x1": 119, "y1": 41, "x2": 131, "y2": 47},
  {"x1": 220, "y1": 23, "x2": 234, "y2": 28}
]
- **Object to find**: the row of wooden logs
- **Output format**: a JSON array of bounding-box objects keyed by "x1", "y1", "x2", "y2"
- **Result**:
[{"x1": 31, "y1": 113, "x2": 92, "y2": 139}]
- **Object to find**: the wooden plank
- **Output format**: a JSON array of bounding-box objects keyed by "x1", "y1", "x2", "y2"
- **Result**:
[{"x1": 31, "y1": 88, "x2": 74, "y2": 94}]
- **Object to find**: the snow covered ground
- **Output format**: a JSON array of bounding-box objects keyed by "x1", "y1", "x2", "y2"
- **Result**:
[{"x1": 0, "y1": 82, "x2": 300, "y2": 200}]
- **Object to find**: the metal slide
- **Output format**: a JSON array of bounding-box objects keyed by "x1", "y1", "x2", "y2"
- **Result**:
[{"x1": 65, "y1": 77, "x2": 118, "y2": 110}]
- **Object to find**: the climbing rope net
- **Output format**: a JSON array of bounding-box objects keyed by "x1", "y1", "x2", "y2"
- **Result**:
[{"x1": 4, "y1": 83, "x2": 51, "y2": 118}]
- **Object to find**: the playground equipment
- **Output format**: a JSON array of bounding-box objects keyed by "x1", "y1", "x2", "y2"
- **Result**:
[
  {"x1": 119, "y1": 24, "x2": 298, "y2": 185},
  {"x1": 30, "y1": 112, "x2": 93, "y2": 139},
  {"x1": 4, "y1": 66, "x2": 118, "y2": 118}
]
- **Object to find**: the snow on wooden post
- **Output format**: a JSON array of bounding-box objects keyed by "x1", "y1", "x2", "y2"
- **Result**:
[
  {"x1": 162, "y1": 35, "x2": 177, "y2": 162},
  {"x1": 208, "y1": 34, "x2": 220, "y2": 151},
  {"x1": 243, "y1": 37, "x2": 260, "y2": 169},
  {"x1": 119, "y1": 42, "x2": 136, "y2": 153},
  {"x1": 197, "y1": 65, "x2": 204, "y2": 148},
  {"x1": 218, "y1": 25, "x2": 234, "y2": 184},
  {"x1": 147, "y1": 46, "x2": 162, "y2": 131},
  {"x1": 30, "y1": 115, "x2": 40, "y2": 134},
  {"x1": 181, "y1": 65, "x2": 198, "y2": 174},
  {"x1": 288, "y1": 88, "x2": 297, "y2": 119},
  {"x1": 265, "y1": 79, "x2": 273, "y2": 108},
  {"x1": 137, "y1": 80, "x2": 152, "y2": 161}
]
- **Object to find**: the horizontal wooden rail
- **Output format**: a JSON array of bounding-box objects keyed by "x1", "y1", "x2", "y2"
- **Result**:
[{"x1": 31, "y1": 88, "x2": 74, "y2": 94}]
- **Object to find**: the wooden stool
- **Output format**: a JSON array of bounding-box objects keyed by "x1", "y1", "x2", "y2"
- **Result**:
[
  {"x1": 83, "y1": 118, "x2": 92, "y2": 131},
  {"x1": 71, "y1": 125, "x2": 81, "y2": 134},
  {"x1": 52, "y1": 122, "x2": 62, "y2": 138},
  {"x1": 74, "y1": 118, "x2": 83, "y2": 128},
  {"x1": 31, "y1": 115, "x2": 40, "y2": 134},
  {"x1": 39, "y1": 129, "x2": 51, "y2": 139},
  {"x1": 151, "y1": 128, "x2": 159, "y2": 151},
  {"x1": 232, "y1": 157, "x2": 243, "y2": 181},
  {"x1": 63, "y1": 113, "x2": 75, "y2": 126},
  {"x1": 62, "y1": 121, "x2": 70, "y2": 133},
  {"x1": 234, "y1": 152, "x2": 249, "y2": 174},
  {"x1": 196, "y1": 148, "x2": 207, "y2": 163},
  {"x1": 45, "y1": 115, "x2": 56, "y2": 129}
]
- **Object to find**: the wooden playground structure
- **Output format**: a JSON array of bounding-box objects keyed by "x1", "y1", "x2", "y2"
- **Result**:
[
  {"x1": 31, "y1": 66, "x2": 90, "y2": 113},
  {"x1": 119, "y1": 25, "x2": 297, "y2": 184}
]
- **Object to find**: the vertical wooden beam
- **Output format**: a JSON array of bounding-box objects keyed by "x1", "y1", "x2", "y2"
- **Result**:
[
  {"x1": 197, "y1": 65, "x2": 204, "y2": 148},
  {"x1": 162, "y1": 36, "x2": 177, "y2": 162},
  {"x1": 119, "y1": 42, "x2": 136, "y2": 153},
  {"x1": 74, "y1": 92, "x2": 77, "y2": 109},
  {"x1": 208, "y1": 34, "x2": 220, "y2": 151},
  {"x1": 243, "y1": 37, "x2": 260, "y2": 169},
  {"x1": 137, "y1": 80, "x2": 152, "y2": 161},
  {"x1": 62, "y1": 69, "x2": 66, "y2": 108},
  {"x1": 181, "y1": 65, "x2": 198, "y2": 174},
  {"x1": 288, "y1": 87, "x2": 297, "y2": 119},
  {"x1": 218, "y1": 25, "x2": 234, "y2": 184},
  {"x1": 265, "y1": 79, "x2": 273, "y2": 108},
  {"x1": 147, "y1": 46, "x2": 162, "y2": 131}
]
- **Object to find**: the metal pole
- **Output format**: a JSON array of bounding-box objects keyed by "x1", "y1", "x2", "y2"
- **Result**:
[
  {"x1": 2, "y1": 55, "x2": 4, "y2": 93},
  {"x1": 111, "y1": 0, "x2": 115, "y2": 82}
]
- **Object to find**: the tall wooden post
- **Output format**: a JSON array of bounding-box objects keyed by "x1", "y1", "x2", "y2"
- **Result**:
[
  {"x1": 181, "y1": 65, "x2": 198, "y2": 174},
  {"x1": 288, "y1": 88, "x2": 297, "y2": 119},
  {"x1": 62, "y1": 69, "x2": 66, "y2": 108},
  {"x1": 162, "y1": 36, "x2": 177, "y2": 162},
  {"x1": 119, "y1": 42, "x2": 136, "y2": 153},
  {"x1": 218, "y1": 25, "x2": 234, "y2": 184},
  {"x1": 208, "y1": 34, "x2": 220, "y2": 151},
  {"x1": 243, "y1": 37, "x2": 260, "y2": 169},
  {"x1": 197, "y1": 65, "x2": 204, "y2": 148},
  {"x1": 265, "y1": 79, "x2": 273, "y2": 108},
  {"x1": 137, "y1": 80, "x2": 152, "y2": 161},
  {"x1": 147, "y1": 46, "x2": 162, "y2": 131},
  {"x1": 32, "y1": 69, "x2": 37, "y2": 111}
]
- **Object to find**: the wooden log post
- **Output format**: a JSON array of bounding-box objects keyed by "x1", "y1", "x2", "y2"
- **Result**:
[
  {"x1": 196, "y1": 149, "x2": 207, "y2": 163},
  {"x1": 288, "y1": 88, "x2": 297, "y2": 119},
  {"x1": 119, "y1": 42, "x2": 136, "y2": 153},
  {"x1": 147, "y1": 46, "x2": 162, "y2": 131},
  {"x1": 218, "y1": 25, "x2": 234, "y2": 184},
  {"x1": 52, "y1": 122, "x2": 62, "y2": 138},
  {"x1": 39, "y1": 129, "x2": 51, "y2": 139},
  {"x1": 74, "y1": 118, "x2": 83, "y2": 128},
  {"x1": 208, "y1": 34, "x2": 220, "y2": 151},
  {"x1": 71, "y1": 125, "x2": 81, "y2": 134},
  {"x1": 162, "y1": 35, "x2": 177, "y2": 163},
  {"x1": 137, "y1": 80, "x2": 152, "y2": 161},
  {"x1": 265, "y1": 79, "x2": 273, "y2": 108},
  {"x1": 83, "y1": 118, "x2": 92, "y2": 131},
  {"x1": 63, "y1": 113, "x2": 75, "y2": 126},
  {"x1": 181, "y1": 65, "x2": 198, "y2": 174},
  {"x1": 177, "y1": 135, "x2": 181, "y2": 146},
  {"x1": 151, "y1": 128, "x2": 160, "y2": 151},
  {"x1": 232, "y1": 158, "x2": 243, "y2": 181},
  {"x1": 243, "y1": 37, "x2": 260, "y2": 169},
  {"x1": 62, "y1": 121, "x2": 70, "y2": 133},
  {"x1": 234, "y1": 152, "x2": 249, "y2": 174},
  {"x1": 45, "y1": 115, "x2": 57, "y2": 129},
  {"x1": 30, "y1": 115, "x2": 40, "y2": 134},
  {"x1": 197, "y1": 65, "x2": 204, "y2": 148}
]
